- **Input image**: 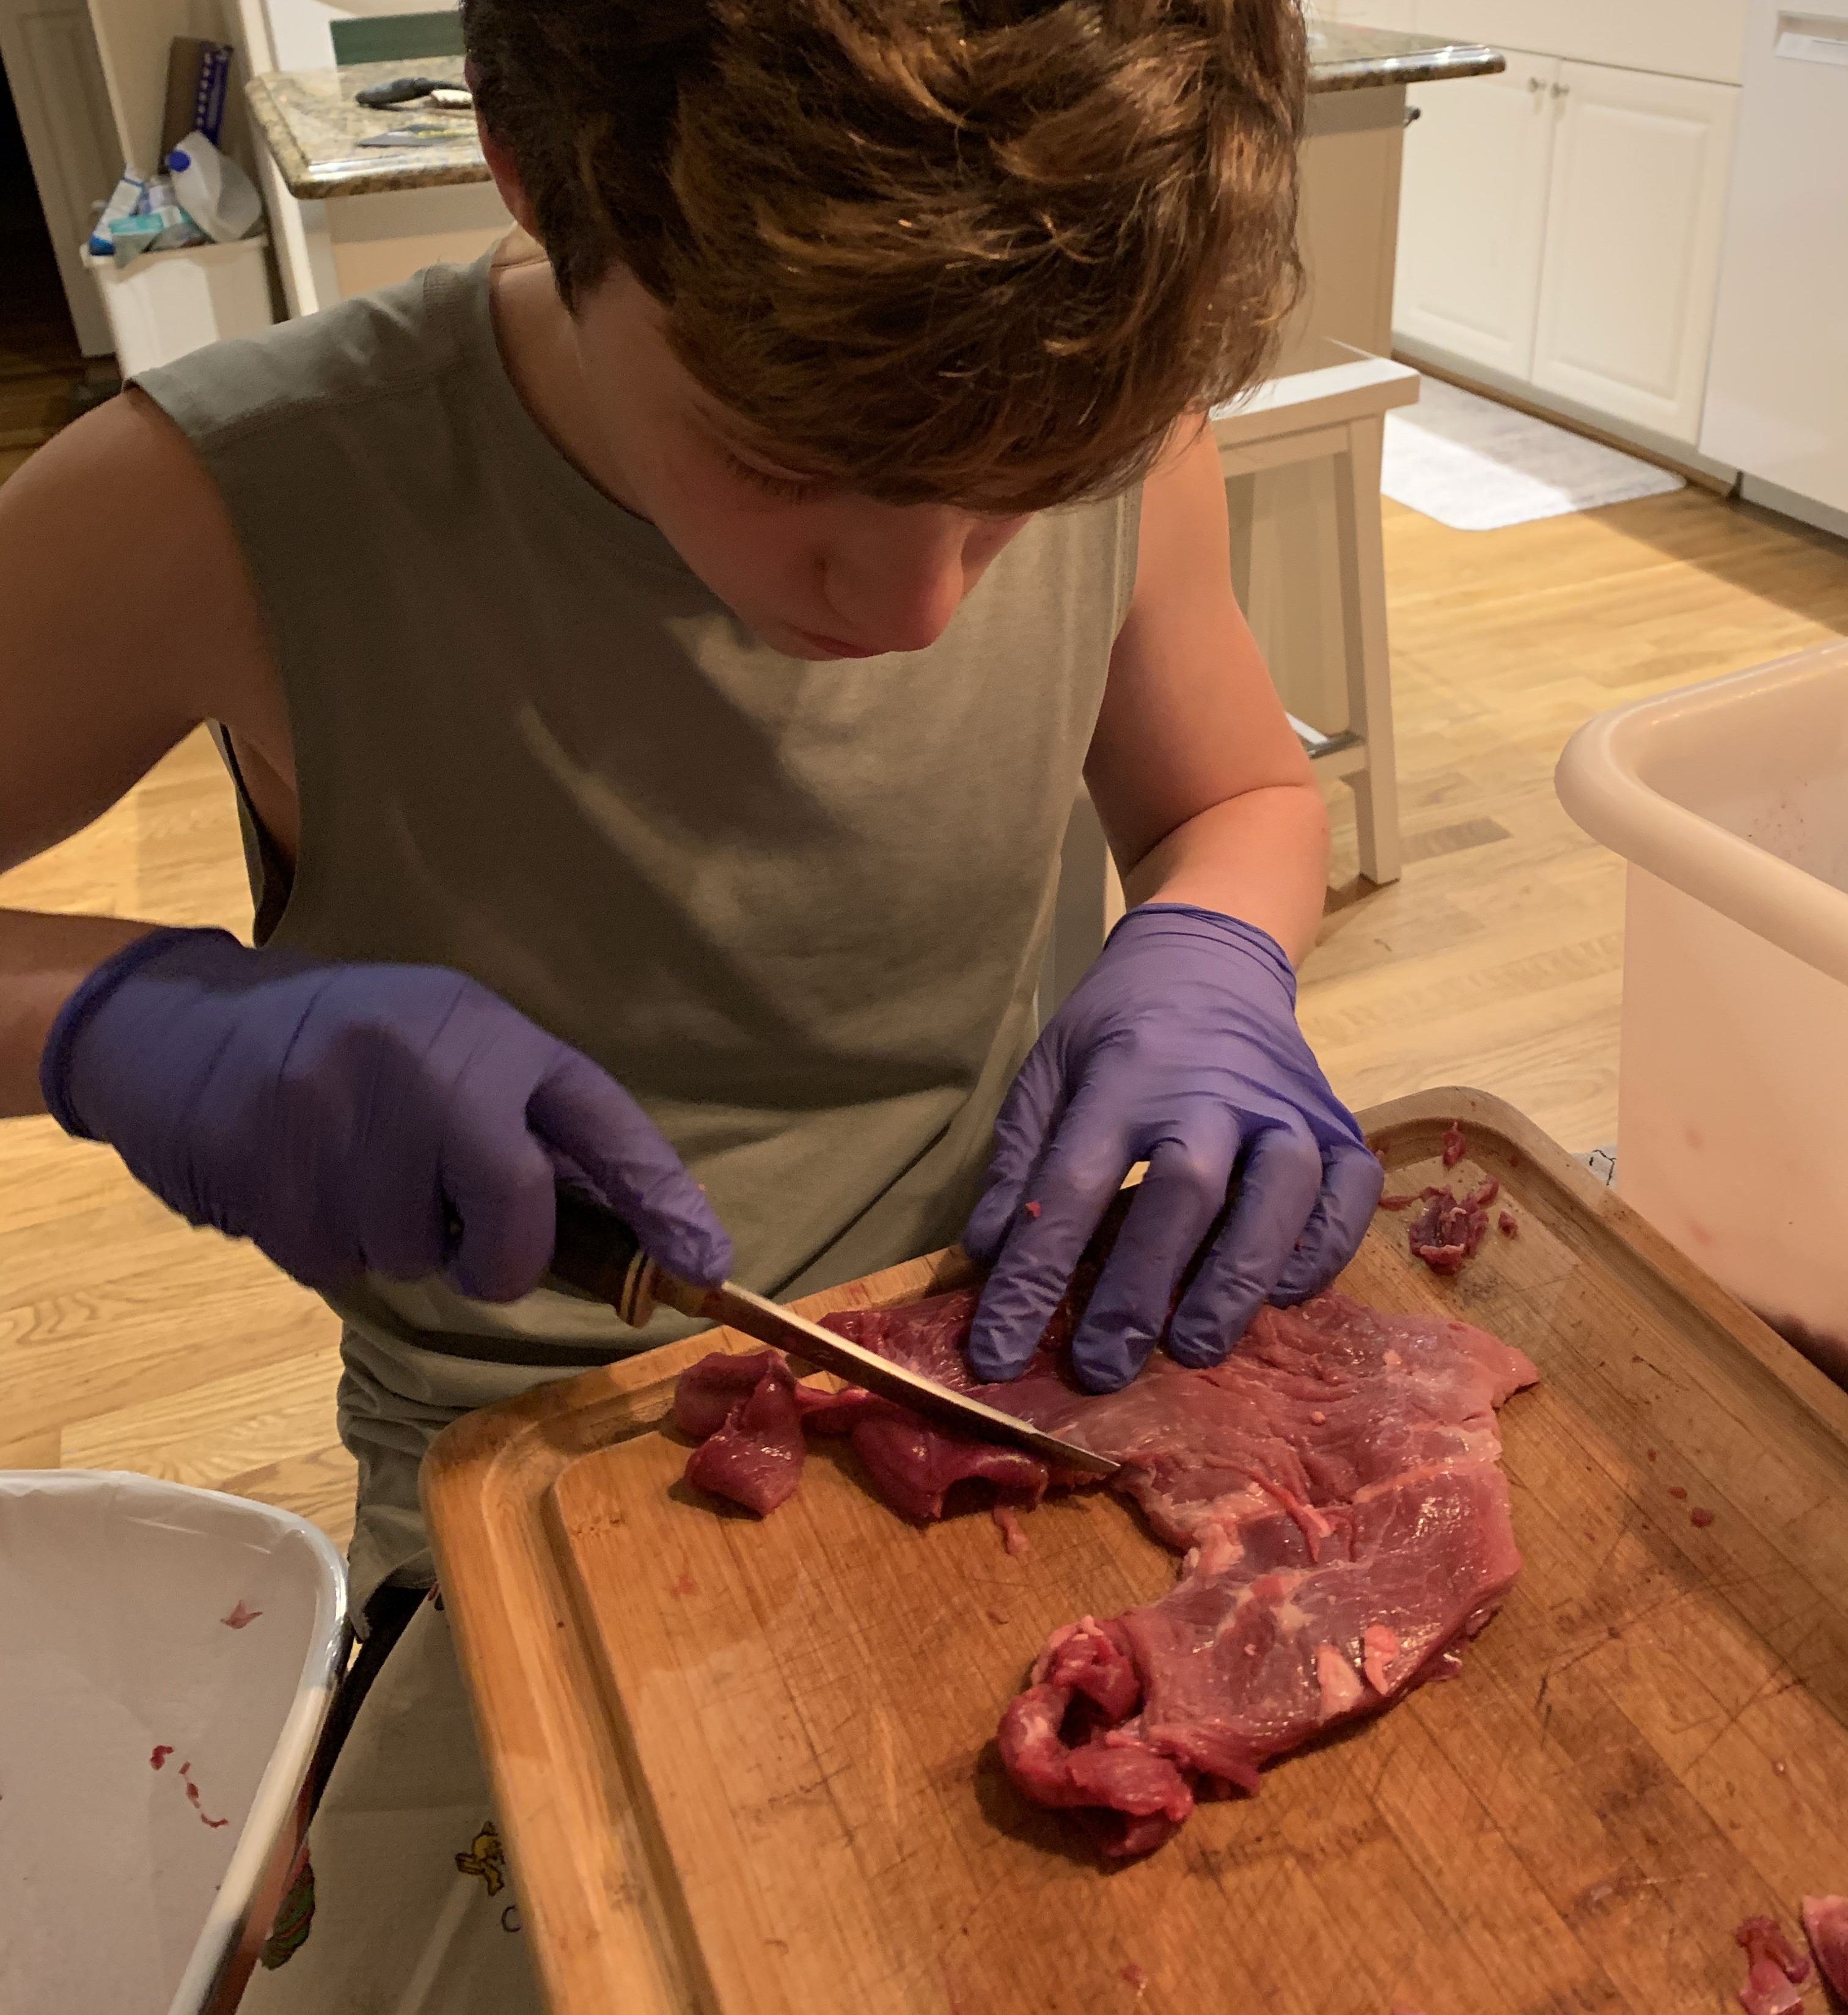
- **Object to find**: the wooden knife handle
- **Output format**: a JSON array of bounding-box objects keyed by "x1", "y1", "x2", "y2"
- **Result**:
[{"x1": 546, "y1": 1188, "x2": 708, "y2": 1328}]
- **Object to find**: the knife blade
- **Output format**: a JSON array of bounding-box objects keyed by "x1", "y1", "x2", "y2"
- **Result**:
[{"x1": 545, "y1": 1189, "x2": 1118, "y2": 1479}]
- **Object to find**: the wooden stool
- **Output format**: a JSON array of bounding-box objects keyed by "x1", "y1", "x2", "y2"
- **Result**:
[
  {"x1": 1041, "y1": 347, "x2": 1418, "y2": 1017},
  {"x1": 1212, "y1": 343, "x2": 1420, "y2": 889}
]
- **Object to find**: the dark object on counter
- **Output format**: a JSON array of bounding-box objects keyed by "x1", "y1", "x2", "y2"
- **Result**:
[{"x1": 354, "y1": 74, "x2": 453, "y2": 108}]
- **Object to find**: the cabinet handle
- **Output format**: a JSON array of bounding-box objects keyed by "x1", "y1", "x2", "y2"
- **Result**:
[
  {"x1": 1528, "y1": 75, "x2": 1546, "y2": 93},
  {"x1": 1550, "y1": 81, "x2": 1571, "y2": 98}
]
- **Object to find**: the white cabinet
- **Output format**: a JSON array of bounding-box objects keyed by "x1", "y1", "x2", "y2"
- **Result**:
[
  {"x1": 1394, "y1": 47, "x2": 1738, "y2": 450},
  {"x1": 1530, "y1": 64, "x2": 1737, "y2": 444},
  {"x1": 1395, "y1": 53, "x2": 1557, "y2": 378}
]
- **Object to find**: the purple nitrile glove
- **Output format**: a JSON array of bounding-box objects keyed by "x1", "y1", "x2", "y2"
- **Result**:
[
  {"x1": 40, "y1": 926, "x2": 730, "y2": 1301},
  {"x1": 963, "y1": 904, "x2": 1380, "y2": 1393}
]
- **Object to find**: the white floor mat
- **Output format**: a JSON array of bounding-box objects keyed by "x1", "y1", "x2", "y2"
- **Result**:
[{"x1": 1382, "y1": 375, "x2": 1684, "y2": 531}]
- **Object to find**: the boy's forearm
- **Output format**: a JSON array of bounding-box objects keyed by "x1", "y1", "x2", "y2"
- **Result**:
[
  {"x1": 0, "y1": 909, "x2": 161, "y2": 1117},
  {"x1": 1118, "y1": 781, "x2": 1329, "y2": 970}
]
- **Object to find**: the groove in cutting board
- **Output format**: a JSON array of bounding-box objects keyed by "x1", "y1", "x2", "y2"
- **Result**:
[{"x1": 427, "y1": 1090, "x2": 1848, "y2": 2015}]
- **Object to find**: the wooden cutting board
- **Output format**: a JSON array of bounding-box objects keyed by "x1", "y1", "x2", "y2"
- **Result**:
[{"x1": 422, "y1": 1088, "x2": 1848, "y2": 2015}]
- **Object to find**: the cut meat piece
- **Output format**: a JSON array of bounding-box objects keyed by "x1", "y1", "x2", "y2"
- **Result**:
[
  {"x1": 1737, "y1": 1915, "x2": 1811, "y2": 2015},
  {"x1": 1739, "y1": 1961, "x2": 1806, "y2": 2015},
  {"x1": 1407, "y1": 1185, "x2": 1492, "y2": 1275},
  {"x1": 681, "y1": 1355, "x2": 808, "y2": 1516},
  {"x1": 1803, "y1": 1896, "x2": 1848, "y2": 1999},
  {"x1": 674, "y1": 1350, "x2": 785, "y2": 1439},
  {"x1": 1442, "y1": 1122, "x2": 1467, "y2": 1168},
  {"x1": 1737, "y1": 1916, "x2": 1811, "y2": 1983},
  {"x1": 672, "y1": 1200, "x2": 1536, "y2": 1854}
]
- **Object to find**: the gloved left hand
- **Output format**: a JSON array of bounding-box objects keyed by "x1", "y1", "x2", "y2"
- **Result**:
[{"x1": 963, "y1": 903, "x2": 1381, "y2": 1392}]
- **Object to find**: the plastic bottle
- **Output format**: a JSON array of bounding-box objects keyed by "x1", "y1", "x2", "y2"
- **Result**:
[{"x1": 166, "y1": 130, "x2": 262, "y2": 244}]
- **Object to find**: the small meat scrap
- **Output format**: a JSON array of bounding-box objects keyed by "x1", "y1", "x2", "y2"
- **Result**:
[
  {"x1": 149, "y1": 1745, "x2": 172, "y2": 1770},
  {"x1": 221, "y1": 1600, "x2": 262, "y2": 1629},
  {"x1": 1737, "y1": 1915, "x2": 1810, "y2": 2015},
  {"x1": 1498, "y1": 1210, "x2": 1519, "y2": 1238},
  {"x1": 178, "y1": 1758, "x2": 230, "y2": 1830},
  {"x1": 1379, "y1": 1194, "x2": 1420, "y2": 1213},
  {"x1": 1670, "y1": 1487, "x2": 1688, "y2": 1501},
  {"x1": 993, "y1": 1503, "x2": 1032, "y2": 1557},
  {"x1": 1407, "y1": 1186, "x2": 1491, "y2": 1276},
  {"x1": 1442, "y1": 1123, "x2": 1467, "y2": 1168},
  {"x1": 1120, "y1": 1963, "x2": 1148, "y2": 1989},
  {"x1": 1692, "y1": 1507, "x2": 1715, "y2": 1528},
  {"x1": 1803, "y1": 1896, "x2": 1848, "y2": 1999}
]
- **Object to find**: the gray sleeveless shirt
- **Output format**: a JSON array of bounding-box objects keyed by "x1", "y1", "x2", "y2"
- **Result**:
[{"x1": 137, "y1": 254, "x2": 1140, "y2": 1611}]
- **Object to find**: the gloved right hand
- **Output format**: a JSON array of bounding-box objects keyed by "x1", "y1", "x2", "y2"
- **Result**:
[{"x1": 38, "y1": 926, "x2": 730, "y2": 1301}]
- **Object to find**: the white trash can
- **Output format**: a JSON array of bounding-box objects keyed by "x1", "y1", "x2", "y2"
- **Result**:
[
  {"x1": 1555, "y1": 640, "x2": 1848, "y2": 1384},
  {"x1": 82, "y1": 237, "x2": 275, "y2": 378},
  {"x1": 0, "y1": 1471, "x2": 346, "y2": 2014}
]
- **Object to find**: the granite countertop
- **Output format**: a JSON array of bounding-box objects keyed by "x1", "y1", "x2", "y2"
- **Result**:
[
  {"x1": 248, "y1": 54, "x2": 483, "y2": 199},
  {"x1": 250, "y1": 29, "x2": 1503, "y2": 201},
  {"x1": 1305, "y1": 22, "x2": 1502, "y2": 92}
]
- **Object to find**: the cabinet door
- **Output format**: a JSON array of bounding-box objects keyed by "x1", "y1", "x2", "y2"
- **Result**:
[
  {"x1": 1530, "y1": 61, "x2": 1737, "y2": 444},
  {"x1": 1392, "y1": 52, "x2": 1558, "y2": 378}
]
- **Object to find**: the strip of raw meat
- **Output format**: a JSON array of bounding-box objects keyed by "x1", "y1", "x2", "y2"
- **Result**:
[
  {"x1": 1803, "y1": 1897, "x2": 1848, "y2": 1999},
  {"x1": 678, "y1": 1320, "x2": 1046, "y2": 1522},
  {"x1": 672, "y1": 1205, "x2": 1536, "y2": 1854},
  {"x1": 681, "y1": 1354, "x2": 809, "y2": 1516}
]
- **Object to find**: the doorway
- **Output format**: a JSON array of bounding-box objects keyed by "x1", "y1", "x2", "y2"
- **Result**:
[{"x1": 1, "y1": 54, "x2": 89, "y2": 480}]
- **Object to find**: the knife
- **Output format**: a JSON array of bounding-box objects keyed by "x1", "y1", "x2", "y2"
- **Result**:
[{"x1": 544, "y1": 1190, "x2": 1118, "y2": 1479}]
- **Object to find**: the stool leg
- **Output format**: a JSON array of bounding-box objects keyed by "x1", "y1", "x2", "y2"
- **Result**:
[{"x1": 1332, "y1": 414, "x2": 1402, "y2": 886}]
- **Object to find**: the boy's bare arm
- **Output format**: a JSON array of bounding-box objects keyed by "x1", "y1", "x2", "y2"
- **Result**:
[
  {"x1": 1085, "y1": 422, "x2": 1329, "y2": 967},
  {"x1": 0, "y1": 392, "x2": 288, "y2": 1114}
]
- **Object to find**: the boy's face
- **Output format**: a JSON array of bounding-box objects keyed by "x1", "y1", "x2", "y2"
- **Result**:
[{"x1": 565, "y1": 266, "x2": 1033, "y2": 662}]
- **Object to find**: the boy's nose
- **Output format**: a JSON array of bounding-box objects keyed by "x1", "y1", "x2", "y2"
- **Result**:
[{"x1": 824, "y1": 510, "x2": 976, "y2": 654}]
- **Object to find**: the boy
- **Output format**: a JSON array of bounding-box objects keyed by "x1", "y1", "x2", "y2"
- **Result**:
[{"x1": 0, "y1": 0, "x2": 1380, "y2": 2000}]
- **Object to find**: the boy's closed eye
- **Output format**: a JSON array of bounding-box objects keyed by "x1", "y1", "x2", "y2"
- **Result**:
[{"x1": 718, "y1": 445, "x2": 828, "y2": 505}]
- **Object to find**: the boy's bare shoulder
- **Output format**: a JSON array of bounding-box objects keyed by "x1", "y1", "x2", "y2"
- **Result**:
[{"x1": 0, "y1": 392, "x2": 290, "y2": 863}]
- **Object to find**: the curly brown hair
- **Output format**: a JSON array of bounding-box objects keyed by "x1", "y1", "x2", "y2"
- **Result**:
[{"x1": 464, "y1": 0, "x2": 1305, "y2": 511}]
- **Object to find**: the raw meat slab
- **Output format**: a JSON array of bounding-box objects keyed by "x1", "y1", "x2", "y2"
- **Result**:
[{"x1": 425, "y1": 1089, "x2": 1848, "y2": 2015}]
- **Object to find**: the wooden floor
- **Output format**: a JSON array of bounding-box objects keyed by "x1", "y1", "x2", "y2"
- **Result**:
[
  {"x1": 1, "y1": 441, "x2": 1844, "y2": 1548},
  {"x1": 0, "y1": 232, "x2": 86, "y2": 485}
]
